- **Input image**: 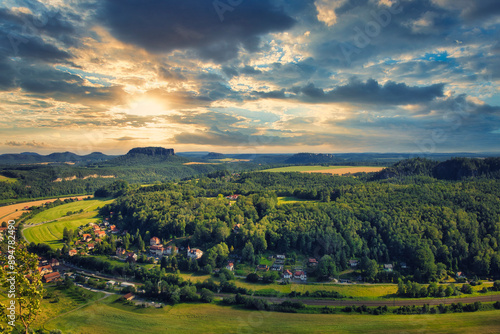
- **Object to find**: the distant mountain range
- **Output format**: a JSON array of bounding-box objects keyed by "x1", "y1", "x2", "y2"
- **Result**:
[
  {"x1": 1, "y1": 148, "x2": 498, "y2": 166},
  {"x1": 0, "y1": 151, "x2": 115, "y2": 165}
]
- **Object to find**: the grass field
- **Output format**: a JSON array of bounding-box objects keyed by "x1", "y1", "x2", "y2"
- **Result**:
[
  {"x1": 261, "y1": 165, "x2": 384, "y2": 175},
  {"x1": 25, "y1": 199, "x2": 113, "y2": 225},
  {"x1": 0, "y1": 175, "x2": 17, "y2": 183},
  {"x1": 41, "y1": 297, "x2": 500, "y2": 334},
  {"x1": 23, "y1": 198, "x2": 113, "y2": 248}
]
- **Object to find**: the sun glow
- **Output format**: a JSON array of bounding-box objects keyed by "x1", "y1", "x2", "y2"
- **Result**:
[{"x1": 122, "y1": 98, "x2": 174, "y2": 116}]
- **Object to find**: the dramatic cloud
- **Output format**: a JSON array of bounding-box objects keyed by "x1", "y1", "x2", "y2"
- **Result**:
[
  {"x1": 99, "y1": 0, "x2": 295, "y2": 61},
  {"x1": 257, "y1": 79, "x2": 445, "y2": 105},
  {"x1": 0, "y1": 0, "x2": 498, "y2": 154}
]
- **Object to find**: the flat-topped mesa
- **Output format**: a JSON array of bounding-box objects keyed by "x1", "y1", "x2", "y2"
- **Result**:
[{"x1": 126, "y1": 147, "x2": 175, "y2": 156}]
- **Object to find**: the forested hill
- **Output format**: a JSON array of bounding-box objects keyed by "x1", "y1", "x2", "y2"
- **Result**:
[
  {"x1": 373, "y1": 157, "x2": 500, "y2": 180},
  {"x1": 0, "y1": 151, "x2": 114, "y2": 165},
  {"x1": 101, "y1": 171, "x2": 500, "y2": 283}
]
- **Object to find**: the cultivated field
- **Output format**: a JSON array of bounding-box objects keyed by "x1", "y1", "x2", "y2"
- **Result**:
[
  {"x1": 23, "y1": 198, "x2": 113, "y2": 248},
  {"x1": 42, "y1": 297, "x2": 500, "y2": 334},
  {"x1": 262, "y1": 166, "x2": 384, "y2": 175},
  {"x1": 0, "y1": 195, "x2": 92, "y2": 223}
]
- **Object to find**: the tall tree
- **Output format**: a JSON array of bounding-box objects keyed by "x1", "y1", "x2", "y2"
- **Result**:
[{"x1": 0, "y1": 241, "x2": 45, "y2": 334}]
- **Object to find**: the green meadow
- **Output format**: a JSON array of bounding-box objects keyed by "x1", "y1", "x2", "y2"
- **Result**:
[
  {"x1": 40, "y1": 295, "x2": 500, "y2": 334},
  {"x1": 23, "y1": 198, "x2": 113, "y2": 249}
]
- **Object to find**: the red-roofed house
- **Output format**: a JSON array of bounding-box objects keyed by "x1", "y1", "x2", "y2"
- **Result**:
[
  {"x1": 68, "y1": 249, "x2": 77, "y2": 256},
  {"x1": 87, "y1": 243, "x2": 95, "y2": 250},
  {"x1": 82, "y1": 234, "x2": 92, "y2": 242},
  {"x1": 283, "y1": 270, "x2": 293, "y2": 279},
  {"x1": 122, "y1": 293, "x2": 135, "y2": 301},
  {"x1": 150, "y1": 244, "x2": 164, "y2": 256},
  {"x1": 116, "y1": 247, "x2": 126, "y2": 256},
  {"x1": 187, "y1": 246, "x2": 203, "y2": 260},
  {"x1": 294, "y1": 271, "x2": 307, "y2": 281},
  {"x1": 97, "y1": 230, "x2": 106, "y2": 238},
  {"x1": 93, "y1": 225, "x2": 101, "y2": 232},
  {"x1": 150, "y1": 237, "x2": 161, "y2": 246},
  {"x1": 226, "y1": 262, "x2": 234, "y2": 271},
  {"x1": 43, "y1": 272, "x2": 61, "y2": 283},
  {"x1": 308, "y1": 258, "x2": 318, "y2": 267},
  {"x1": 37, "y1": 265, "x2": 53, "y2": 275}
]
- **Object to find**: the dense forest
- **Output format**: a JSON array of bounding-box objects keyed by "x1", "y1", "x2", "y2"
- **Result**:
[{"x1": 99, "y1": 161, "x2": 500, "y2": 283}]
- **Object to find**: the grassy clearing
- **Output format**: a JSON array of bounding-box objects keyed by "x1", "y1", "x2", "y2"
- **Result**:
[
  {"x1": 25, "y1": 199, "x2": 113, "y2": 225},
  {"x1": 0, "y1": 175, "x2": 17, "y2": 183},
  {"x1": 42, "y1": 299, "x2": 500, "y2": 334},
  {"x1": 261, "y1": 165, "x2": 384, "y2": 175},
  {"x1": 277, "y1": 196, "x2": 317, "y2": 205},
  {"x1": 261, "y1": 166, "x2": 347, "y2": 172}
]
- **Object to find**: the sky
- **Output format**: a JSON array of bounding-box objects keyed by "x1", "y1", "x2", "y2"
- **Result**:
[{"x1": 0, "y1": 0, "x2": 499, "y2": 155}]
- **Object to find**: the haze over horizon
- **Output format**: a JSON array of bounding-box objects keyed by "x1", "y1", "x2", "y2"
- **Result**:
[{"x1": 0, "y1": 0, "x2": 499, "y2": 155}]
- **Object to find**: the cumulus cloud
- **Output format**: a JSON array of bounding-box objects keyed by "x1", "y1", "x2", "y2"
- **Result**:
[
  {"x1": 99, "y1": 0, "x2": 295, "y2": 61},
  {"x1": 257, "y1": 79, "x2": 445, "y2": 105},
  {"x1": 5, "y1": 140, "x2": 46, "y2": 148}
]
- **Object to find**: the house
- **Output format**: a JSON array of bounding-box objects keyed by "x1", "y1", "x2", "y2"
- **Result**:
[
  {"x1": 384, "y1": 264, "x2": 393, "y2": 271},
  {"x1": 49, "y1": 258, "x2": 60, "y2": 267},
  {"x1": 294, "y1": 271, "x2": 307, "y2": 281},
  {"x1": 400, "y1": 262, "x2": 407, "y2": 269},
  {"x1": 256, "y1": 264, "x2": 268, "y2": 271},
  {"x1": 150, "y1": 237, "x2": 161, "y2": 246},
  {"x1": 68, "y1": 249, "x2": 77, "y2": 256},
  {"x1": 233, "y1": 224, "x2": 242, "y2": 233},
  {"x1": 122, "y1": 293, "x2": 135, "y2": 301},
  {"x1": 271, "y1": 264, "x2": 283, "y2": 271},
  {"x1": 110, "y1": 225, "x2": 119, "y2": 234},
  {"x1": 349, "y1": 259, "x2": 359, "y2": 267},
  {"x1": 226, "y1": 262, "x2": 234, "y2": 271},
  {"x1": 276, "y1": 254, "x2": 286, "y2": 260},
  {"x1": 106, "y1": 281, "x2": 116, "y2": 286},
  {"x1": 308, "y1": 258, "x2": 318, "y2": 267},
  {"x1": 97, "y1": 231, "x2": 106, "y2": 238},
  {"x1": 116, "y1": 247, "x2": 126, "y2": 256},
  {"x1": 42, "y1": 272, "x2": 61, "y2": 283},
  {"x1": 187, "y1": 246, "x2": 203, "y2": 260},
  {"x1": 93, "y1": 225, "x2": 101, "y2": 232},
  {"x1": 150, "y1": 244, "x2": 164, "y2": 256},
  {"x1": 126, "y1": 252, "x2": 137, "y2": 262},
  {"x1": 283, "y1": 270, "x2": 293, "y2": 279},
  {"x1": 225, "y1": 194, "x2": 240, "y2": 200},
  {"x1": 165, "y1": 245, "x2": 178, "y2": 255},
  {"x1": 82, "y1": 234, "x2": 92, "y2": 242},
  {"x1": 87, "y1": 243, "x2": 95, "y2": 250},
  {"x1": 37, "y1": 265, "x2": 53, "y2": 275}
]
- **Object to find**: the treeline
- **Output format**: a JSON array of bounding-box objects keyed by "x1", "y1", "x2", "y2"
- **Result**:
[{"x1": 374, "y1": 157, "x2": 500, "y2": 180}]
